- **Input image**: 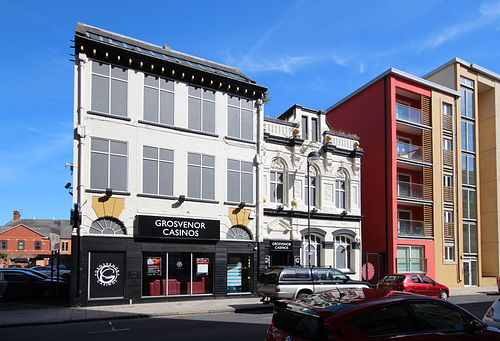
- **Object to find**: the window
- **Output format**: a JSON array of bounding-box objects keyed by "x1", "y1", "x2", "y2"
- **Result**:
[
  {"x1": 444, "y1": 211, "x2": 453, "y2": 224},
  {"x1": 301, "y1": 116, "x2": 308, "y2": 139},
  {"x1": 143, "y1": 74, "x2": 174, "y2": 125},
  {"x1": 463, "y1": 223, "x2": 478, "y2": 254},
  {"x1": 460, "y1": 77, "x2": 474, "y2": 119},
  {"x1": 143, "y1": 146, "x2": 174, "y2": 196},
  {"x1": 311, "y1": 118, "x2": 318, "y2": 141},
  {"x1": 227, "y1": 159, "x2": 253, "y2": 203},
  {"x1": 462, "y1": 155, "x2": 476, "y2": 186},
  {"x1": 397, "y1": 245, "x2": 425, "y2": 273},
  {"x1": 442, "y1": 102, "x2": 452, "y2": 116},
  {"x1": 188, "y1": 153, "x2": 215, "y2": 200},
  {"x1": 305, "y1": 176, "x2": 316, "y2": 206},
  {"x1": 0, "y1": 240, "x2": 6, "y2": 250},
  {"x1": 461, "y1": 121, "x2": 475, "y2": 152},
  {"x1": 61, "y1": 241, "x2": 69, "y2": 252},
  {"x1": 228, "y1": 95, "x2": 253, "y2": 140},
  {"x1": 335, "y1": 180, "x2": 346, "y2": 209},
  {"x1": 334, "y1": 235, "x2": 351, "y2": 270},
  {"x1": 443, "y1": 139, "x2": 452, "y2": 151},
  {"x1": 188, "y1": 86, "x2": 215, "y2": 133},
  {"x1": 17, "y1": 240, "x2": 25, "y2": 251},
  {"x1": 302, "y1": 234, "x2": 321, "y2": 267},
  {"x1": 91, "y1": 61, "x2": 127, "y2": 117},
  {"x1": 462, "y1": 188, "x2": 477, "y2": 220},
  {"x1": 34, "y1": 241, "x2": 41, "y2": 251},
  {"x1": 91, "y1": 138, "x2": 128, "y2": 191},
  {"x1": 397, "y1": 174, "x2": 411, "y2": 197},
  {"x1": 409, "y1": 301, "x2": 474, "y2": 332},
  {"x1": 444, "y1": 245, "x2": 455, "y2": 261},
  {"x1": 444, "y1": 175, "x2": 453, "y2": 187},
  {"x1": 270, "y1": 171, "x2": 284, "y2": 203}
]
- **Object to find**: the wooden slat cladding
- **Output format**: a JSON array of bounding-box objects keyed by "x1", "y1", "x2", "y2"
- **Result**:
[
  {"x1": 444, "y1": 222, "x2": 455, "y2": 239},
  {"x1": 443, "y1": 150, "x2": 453, "y2": 167},
  {"x1": 443, "y1": 114, "x2": 453, "y2": 132},
  {"x1": 423, "y1": 205, "x2": 433, "y2": 237},
  {"x1": 421, "y1": 95, "x2": 431, "y2": 126},
  {"x1": 422, "y1": 130, "x2": 432, "y2": 163},
  {"x1": 423, "y1": 168, "x2": 433, "y2": 201},
  {"x1": 444, "y1": 186, "x2": 454, "y2": 202}
]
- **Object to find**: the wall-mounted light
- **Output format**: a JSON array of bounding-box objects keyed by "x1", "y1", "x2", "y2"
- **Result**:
[
  {"x1": 340, "y1": 210, "x2": 348, "y2": 217},
  {"x1": 178, "y1": 195, "x2": 185, "y2": 203},
  {"x1": 105, "y1": 188, "x2": 113, "y2": 197},
  {"x1": 238, "y1": 202, "x2": 245, "y2": 209},
  {"x1": 277, "y1": 204, "x2": 284, "y2": 211},
  {"x1": 311, "y1": 207, "x2": 318, "y2": 213}
]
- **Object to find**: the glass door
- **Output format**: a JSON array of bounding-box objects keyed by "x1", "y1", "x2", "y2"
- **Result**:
[
  {"x1": 463, "y1": 258, "x2": 478, "y2": 287},
  {"x1": 227, "y1": 254, "x2": 252, "y2": 293}
]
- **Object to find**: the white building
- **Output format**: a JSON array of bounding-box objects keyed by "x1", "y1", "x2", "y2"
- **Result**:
[
  {"x1": 71, "y1": 23, "x2": 364, "y2": 306},
  {"x1": 261, "y1": 105, "x2": 364, "y2": 279}
]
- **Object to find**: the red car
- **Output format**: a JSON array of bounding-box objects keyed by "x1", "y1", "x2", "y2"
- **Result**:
[
  {"x1": 377, "y1": 274, "x2": 449, "y2": 300},
  {"x1": 265, "y1": 288, "x2": 500, "y2": 340}
]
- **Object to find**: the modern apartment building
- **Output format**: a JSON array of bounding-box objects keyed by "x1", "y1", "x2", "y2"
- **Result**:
[
  {"x1": 326, "y1": 68, "x2": 462, "y2": 286},
  {"x1": 424, "y1": 58, "x2": 500, "y2": 287}
]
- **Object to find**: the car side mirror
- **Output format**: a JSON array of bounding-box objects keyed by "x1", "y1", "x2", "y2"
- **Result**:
[
  {"x1": 345, "y1": 275, "x2": 350, "y2": 282},
  {"x1": 469, "y1": 320, "x2": 484, "y2": 334}
]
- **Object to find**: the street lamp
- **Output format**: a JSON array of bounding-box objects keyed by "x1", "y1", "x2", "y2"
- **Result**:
[{"x1": 307, "y1": 151, "x2": 321, "y2": 267}]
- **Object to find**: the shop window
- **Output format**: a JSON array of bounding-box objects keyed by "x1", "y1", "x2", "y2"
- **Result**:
[
  {"x1": 227, "y1": 254, "x2": 253, "y2": 294},
  {"x1": 142, "y1": 252, "x2": 214, "y2": 297}
]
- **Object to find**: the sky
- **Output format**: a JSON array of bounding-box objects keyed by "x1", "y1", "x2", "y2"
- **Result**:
[{"x1": 1, "y1": 0, "x2": 500, "y2": 224}]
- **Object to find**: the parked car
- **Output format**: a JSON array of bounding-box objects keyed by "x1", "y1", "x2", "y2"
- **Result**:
[
  {"x1": 483, "y1": 297, "x2": 500, "y2": 329},
  {"x1": 257, "y1": 267, "x2": 370, "y2": 302},
  {"x1": 0, "y1": 268, "x2": 69, "y2": 301},
  {"x1": 377, "y1": 274, "x2": 449, "y2": 300},
  {"x1": 265, "y1": 288, "x2": 500, "y2": 340},
  {"x1": 28, "y1": 265, "x2": 71, "y2": 280}
]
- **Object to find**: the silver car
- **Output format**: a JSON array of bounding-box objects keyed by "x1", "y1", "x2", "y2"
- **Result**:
[{"x1": 483, "y1": 297, "x2": 500, "y2": 329}]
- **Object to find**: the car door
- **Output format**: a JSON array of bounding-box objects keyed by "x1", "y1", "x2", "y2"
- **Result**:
[
  {"x1": 420, "y1": 276, "x2": 439, "y2": 297},
  {"x1": 3, "y1": 271, "x2": 33, "y2": 299},
  {"x1": 312, "y1": 269, "x2": 333, "y2": 293},
  {"x1": 408, "y1": 275, "x2": 425, "y2": 294}
]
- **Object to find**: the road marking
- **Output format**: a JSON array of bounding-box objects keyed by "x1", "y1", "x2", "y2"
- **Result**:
[{"x1": 89, "y1": 321, "x2": 131, "y2": 334}]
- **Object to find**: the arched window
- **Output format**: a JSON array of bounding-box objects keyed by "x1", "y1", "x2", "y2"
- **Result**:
[
  {"x1": 227, "y1": 225, "x2": 252, "y2": 240},
  {"x1": 90, "y1": 217, "x2": 126, "y2": 235},
  {"x1": 334, "y1": 235, "x2": 351, "y2": 270},
  {"x1": 301, "y1": 234, "x2": 322, "y2": 267}
]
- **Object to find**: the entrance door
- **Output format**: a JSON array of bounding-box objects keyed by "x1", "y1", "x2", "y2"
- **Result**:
[
  {"x1": 227, "y1": 254, "x2": 252, "y2": 293},
  {"x1": 463, "y1": 258, "x2": 478, "y2": 287}
]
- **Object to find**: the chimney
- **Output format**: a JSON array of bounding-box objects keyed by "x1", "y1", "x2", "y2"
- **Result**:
[{"x1": 13, "y1": 211, "x2": 20, "y2": 220}]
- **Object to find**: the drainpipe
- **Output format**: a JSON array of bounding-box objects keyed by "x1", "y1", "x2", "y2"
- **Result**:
[
  {"x1": 75, "y1": 53, "x2": 84, "y2": 298},
  {"x1": 255, "y1": 98, "x2": 264, "y2": 274},
  {"x1": 384, "y1": 77, "x2": 390, "y2": 274}
]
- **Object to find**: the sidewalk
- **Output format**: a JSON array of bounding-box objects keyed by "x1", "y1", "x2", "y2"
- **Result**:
[
  {"x1": 0, "y1": 286, "x2": 497, "y2": 328},
  {"x1": 0, "y1": 296, "x2": 268, "y2": 328}
]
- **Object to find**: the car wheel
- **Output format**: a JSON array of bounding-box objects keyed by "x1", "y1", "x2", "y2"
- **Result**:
[
  {"x1": 296, "y1": 292, "x2": 311, "y2": 300},
  {"x1": 439, "y1": 290, "x2": 449, "y2": 300}
]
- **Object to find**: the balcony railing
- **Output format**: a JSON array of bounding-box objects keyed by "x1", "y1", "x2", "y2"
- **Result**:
[
  {"x1": 397, "y1": 181, "x2": 423, "y2": 199},
  {"x1": 398, "y1": 219, "x2": 425, "y2": 236},
  {"x1": 396, "y1": 103, "x2": 422, "y2": 124},
  {"x1": 396, "y1": 257, "x2": 427, "y2": 273},
  {"x1": 397, "y1": 142, "x2": 422, "y2": 161}
]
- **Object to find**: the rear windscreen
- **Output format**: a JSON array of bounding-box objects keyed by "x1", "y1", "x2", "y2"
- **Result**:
[
  {"x1": 272, "y1": 307, "x2": 323, "y2": 341},
  {"x1": 258, "y1": 272, "x2": 278, "y2": 284},
  {"x1": 382, "y1": 275, "x2": 405, "y2": 283}
]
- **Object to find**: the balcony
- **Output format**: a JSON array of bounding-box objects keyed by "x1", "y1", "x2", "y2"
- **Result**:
[
  {"x1": 396, "y1": 103, "x2": 422, "y2": 124},
  {"x1": 397, "y1": 142, "x2": 422, "y2": 161},
  {"x1": 396, "y1": 257, "x2": 427, "y2": 273},
  {"x1": 397, "y1": 181, "x2": 423, "y2": 199},
  {"x1": 398, "y1": 219, "x2": 425, "y2": 236}
]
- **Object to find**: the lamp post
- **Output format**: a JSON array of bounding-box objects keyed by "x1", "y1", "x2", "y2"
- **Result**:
[{"x1": 307, "y1": 151, "x2": 321, "y2": 267}]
